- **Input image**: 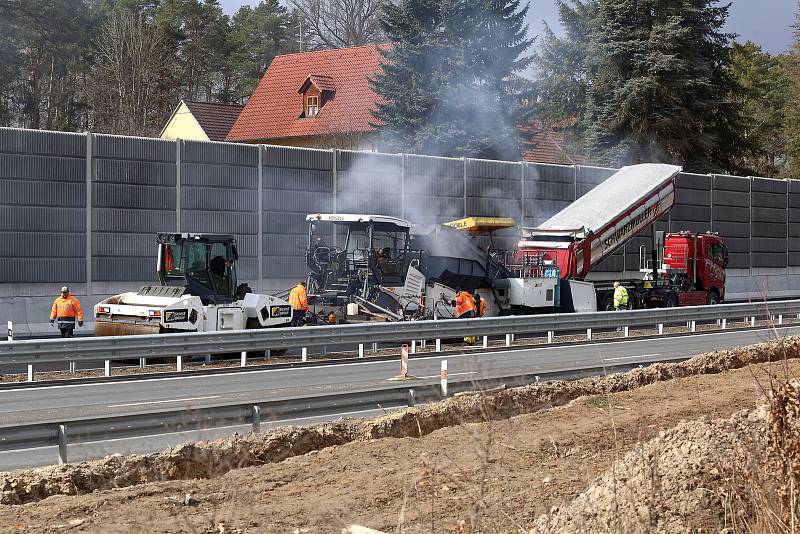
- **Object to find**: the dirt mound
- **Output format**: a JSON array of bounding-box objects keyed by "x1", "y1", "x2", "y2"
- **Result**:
[
  {"x1": 2, "y1": 336, "x2": 799, "y2": 506},
  {"x1": 535, "y1": 381, "x2": 800, "y2": 533}
]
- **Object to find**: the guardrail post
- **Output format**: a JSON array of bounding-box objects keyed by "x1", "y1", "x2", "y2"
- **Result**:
[
  {"x1": 27, "y1": 364, "x2": 33, "y2": 382},
  {"x1": 421, "y1": 339, "x2": 426, "y2": 349},
  {"x1": 750, "y1": 316, "x2": 756, "y2": 327},
  {"x1": 57, "y1": 424, "x2": 68, "y2": 465},
  {"x1": 586, "y1": 328, "x2": 592, "y2": 341},
  {"x1": 407, "y1": 388, "x2": 415, "y2": 407},
  {"x1": 372, "y1": 342, "x2": 378, "y2": 352},
  {"x1": 721, "y1": 318, "x2": 727, "y2": 330},
  {"x1": 69, "y1": 361, "x2": 76, "y2": 373},
  {"x1": 358, "y1": 344, "x2": 364, "y2": 358},
  {"x1": 657, "y1": 323, "x2": 663, "y2": 335},
  {"x1": 435, "y1": 338, "x2": 441, "y2": 352},
  {"x1": 104, "y1": 360, "x2": 110, "y2": 377},
  {"x1": 440, "y1": 360, "x2": 447, "y2": 397},
  {"x1": 690, "y1": 321, "x2": 696, "y2": 333},
  {"x1": 6, "y1": 320, "x2": 11, "y2": 341},
  {"x1": 779, "y1": 314, "x2": 783, "y2": 325},
  {"x1": 251, "y1": 405, "x2": 261, "y2": 433},
  {"x1": 505, "y1": 334, "x2": 512, "y2": 347},
  {"x1": 240, "y1": 351, "x2": 247, "y2": 367},
  {"x1": 204, "y1": 354, "x2": 211, "y2": 365},
  {"x1": 411, "y1": 340, "x2": 416, "y2": 354},
  {"x1": 547, "y1": 331, "x2": 553, "y2": 344},
  {"x1": 623, "y1": 326, "x2": 629, "y2": 338},
  {"x1": 301, "y1": 347, "x2": 308, "y2": 362},
  {"x1": 176, "y1": 356, "x2": 182, "y2": 372},
  {"x1": 139, "y1": 357, "x2": 146, "y2": 368},
  {"x1": 482, "y1": 335, "x2": 488, "y2": 348}
]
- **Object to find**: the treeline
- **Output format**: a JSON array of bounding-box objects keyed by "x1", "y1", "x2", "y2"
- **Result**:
[
  {"x1": 0, "y1": 0, "x2": 304, "y2": 136},
  {"x1": 532, "y1": 0, "x2": 800, "y2": 177}
]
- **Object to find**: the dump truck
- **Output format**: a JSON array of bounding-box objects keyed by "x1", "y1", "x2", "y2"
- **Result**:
[
  {"x1": 93, "y1": 233, "x2": 293, "y2": 335},
  {"x1": 517, "y1": 163, "x2": 728, "y2": 309}
]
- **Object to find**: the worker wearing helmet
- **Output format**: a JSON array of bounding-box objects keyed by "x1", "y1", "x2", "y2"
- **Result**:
[
  {"x1": 49, "y1": 286, "x2": 83, "y2": 338},
  {"x1": 613, "y1": 281, "x2": 629, "y2": 311},
  {"x1": 288, "y1": 281, "x2": 309, "y2": 327},
  {"x1": 453, "y1": 288, "x2": 476, "y2": 319}
]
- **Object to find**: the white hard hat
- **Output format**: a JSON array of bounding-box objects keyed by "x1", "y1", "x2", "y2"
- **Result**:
[{"x1": 61, "y1": 286, "x2": 69, "y2": 293}]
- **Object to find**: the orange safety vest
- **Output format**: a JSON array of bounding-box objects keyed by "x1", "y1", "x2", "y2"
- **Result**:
[
  {"x1": 164, "y1": 245, "x2": 175, "y2": 272},
  {"x1": 288, "y1": 284, "x2": 308, "y2": 311},
  {"x1": 50, "y1": 293, "x2": 84, "y2": 321},
  {"x1": 475, "y1": 297, "x2": 486, "y2": 317},
  {"x1": 455, "y1": 291, "x2": 476, "y2": 318}
]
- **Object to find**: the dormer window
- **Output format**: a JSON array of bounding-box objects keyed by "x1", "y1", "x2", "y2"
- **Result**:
[
  {"x1": 307, "y1": 96, "x2": 319, "y2": 117},
  {"x1": 299, "y1": 74, "x2": 335, "y2": 119}
]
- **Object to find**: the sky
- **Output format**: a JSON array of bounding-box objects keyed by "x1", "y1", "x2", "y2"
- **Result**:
[{"x1": 220, "y1": 0, "x2": 797, "y2": 55}]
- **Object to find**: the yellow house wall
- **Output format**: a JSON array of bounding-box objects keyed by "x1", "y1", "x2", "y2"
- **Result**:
[{"x1": 160, "y1": 102, "x2": 210, "y2": 141}]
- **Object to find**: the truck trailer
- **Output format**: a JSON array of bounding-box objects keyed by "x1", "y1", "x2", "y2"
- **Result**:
[{"x1": 517, "y1": 163, "x2": 728, "y2": 310}]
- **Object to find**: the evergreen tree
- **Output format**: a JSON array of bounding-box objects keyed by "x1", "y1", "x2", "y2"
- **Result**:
[
  {"x1": 784, "y1": 11, "x2": 800, "y2": 178},
  {"x1": 370, "y1": 0, "x2": 534, "y2": 160},
  {"x1": 226, "y1": 1, "x2": 293, "y2": 103},
  {"x1": 728, "y1": 42, "x2": 792, "y2": 177},
  {"x1": 583, "y1": 0, "x2": 747, "y2": 172}
]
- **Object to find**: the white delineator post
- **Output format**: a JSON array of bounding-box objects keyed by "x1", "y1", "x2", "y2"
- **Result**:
[
  {"x1": 400, "y1": 344, "x2": 409, "y2": 378},
  {"x1": 440, "y1": 360, "x2": 448, "y2": 397},
  {"x1": 6, "y1": 321, "x2": 11, "y2": 341}
]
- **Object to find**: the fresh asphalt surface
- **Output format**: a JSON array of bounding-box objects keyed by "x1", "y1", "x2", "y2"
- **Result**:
[{"x1": 0, "y1": 324, "x2": 795, "y2": 470}]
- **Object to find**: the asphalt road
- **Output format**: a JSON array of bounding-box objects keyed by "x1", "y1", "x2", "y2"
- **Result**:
[{"x1": 0, "y1": 324, "x2": 793, "y2": 470}]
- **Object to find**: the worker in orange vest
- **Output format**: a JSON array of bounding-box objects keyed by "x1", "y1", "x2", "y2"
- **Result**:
[
  {"x1": 453, "y1": 288, "x2": 476, "y2": 319},
  {"x1": 49, "y1": 286, "x2": 84, "y2": 338},
  {"x1": 288, "y1": 281, "x2": 309, "y2": 327},
  {"x1": 473, "y1": 291, "x2": 487, "y2": 317}
]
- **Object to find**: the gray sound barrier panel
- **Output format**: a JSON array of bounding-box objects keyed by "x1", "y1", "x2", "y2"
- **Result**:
[
  {"x1": 92, "y1": 135, "x2": 177, "y2": 282},
  {"x1": 337, "y1": 151, "x2": 402, "y2": 217},
  {"x1": 181, "y1": 140, "x2": 259, "y2": 281},
  {"x1": 466, "y1": 159, "x2": 522, "y2": 220},
  {"x1": 404, "y1": 154, "x2": 463, "y2": 224},
  {"x1": 576, "y1": 166, "x2": 614, "y2": 197},
  {"x1": 0, "y1": 129, "x2": 86, "y2": 283},
  {"x1": 262, "y1": 148, "x2": 334, "y2": 280},
  {"x1": 523, "y1": 163, "x2": 575, "y2": 226},
  {"x1": 263, "y1": 144, "x2": 333, "y2": 171}
]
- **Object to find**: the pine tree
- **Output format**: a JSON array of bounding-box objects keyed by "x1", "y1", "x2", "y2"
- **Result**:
[
  {"x1": 728, "y1": 42, "x2": 792, "y2": 177},
  {"x1": 370, "y1": 0, "x2": 534, "y2": 160},
  {"x1": 582, "y1": 0, "x2": 747, "y2": 172},
  {"x1": 783, "y1": 11, "x2": 800, "y2": 178}
]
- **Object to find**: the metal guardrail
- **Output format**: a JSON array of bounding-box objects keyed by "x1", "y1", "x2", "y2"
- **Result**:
[
  {"x1": 1, "y1": 300, "x2": 798, "y2": 367},
  {"x1": 0, "y1": 362, "x2": 658, "y2": 465}
]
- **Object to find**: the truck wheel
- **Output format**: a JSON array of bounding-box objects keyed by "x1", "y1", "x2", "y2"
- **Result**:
[
  {"x1": 707, "y1": 291, "x2": 719, "y2": 305},
  {"x1": 664, "y1": 294, "x2": 678, "y2": 308},
  {"x1": 601, "y1": 295, "x2": 614, "y2": 311}
]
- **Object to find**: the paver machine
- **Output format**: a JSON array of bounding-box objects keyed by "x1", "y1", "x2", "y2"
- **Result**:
[{"x1": 94, "y1": 233, "x2": 293, "y2": 336}]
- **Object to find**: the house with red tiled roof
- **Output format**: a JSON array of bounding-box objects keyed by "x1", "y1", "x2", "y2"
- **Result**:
[
  {"x1": 519, "y1": 123, "x2": 586, "y2": 166},
  {"x1": 226, "y1": 45, "x2": 387, "y2": 150},
  {"x1": 160, "y1": 100, "x2": 244, "y2": 142},
  {"x1": 224, "y1": 44, "x2": 586, "y2": 163}
]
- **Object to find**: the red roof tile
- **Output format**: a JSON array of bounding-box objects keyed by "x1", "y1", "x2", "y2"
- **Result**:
[
  {"x1": 182, "y1": 100, "x2": 244, "y2": 142},
  {"x1": 227, "y1": 45, "x2": 388, "y2": 142},
  {"x1": 519, "y1": 123, "x2": 586, "y2": 165}
]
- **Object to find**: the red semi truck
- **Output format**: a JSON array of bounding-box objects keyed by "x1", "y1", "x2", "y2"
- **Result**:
[{"x1": 517, "y1": 164, "x2": 728, "y2": 310}]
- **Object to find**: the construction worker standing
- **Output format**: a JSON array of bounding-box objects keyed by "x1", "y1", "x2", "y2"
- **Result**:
[
  {"x1": 613, "y1": 281, "x2": 629, "y2": 311},
  {"x1": 473, "y1": 291, "x2": 486, "y2": 317},
  {"x1": 49, "y1": 286, "x2": 83, "y2": 338},
  {"x1": 288, "y1": 281, "x2": 309, "y2": 327},
  {"x1": 454, "y1": 288, "x2": 476, "y2": 319}
]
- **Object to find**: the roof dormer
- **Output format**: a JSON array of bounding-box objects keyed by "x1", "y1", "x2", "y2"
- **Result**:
[{"x1": 298, "y1": 74, "x2": 335, "y2": 118}]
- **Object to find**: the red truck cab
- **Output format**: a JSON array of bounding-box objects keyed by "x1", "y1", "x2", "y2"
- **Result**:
[{"x1": 656, "y1": 232, "x2": 727, "y2": 306}]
